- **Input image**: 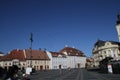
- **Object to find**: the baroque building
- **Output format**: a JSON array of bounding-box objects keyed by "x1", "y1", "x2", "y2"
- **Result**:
[
  {"x1": 92, "y1": 14, "x2": 120, "y2": 67},
  {"x1": 92, "y1": 40, "x2": 120, "y2": 67}
]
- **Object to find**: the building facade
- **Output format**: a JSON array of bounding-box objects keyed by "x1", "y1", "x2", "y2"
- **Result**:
[
  {"x1": 92, "y1": 40, "x2": 120, "y2": 67},
  {"x1": 0, "y1": 47, "x2": 86, "y2": 70},
  {"x1": 92, "y1": 14, "x2": 120, "y2": 67},
  {"x1": 60, "y1": 47, "x2": 86, "y2": 68},
  {"x1": 0, "y1": 49, "x2": 50, "y2": 70},
  {"x1": 86, "y1": 57, "x2": 94, "y2": 68},
  {"x1": 50, "y1": 52, "x2": 67, "y2": 69},
  {"x1": 46, "y1": 47, "x2": 86, "y2": 69},
  {"x1": 46, "y1": 51, "x2": 67, "y2": 69}
]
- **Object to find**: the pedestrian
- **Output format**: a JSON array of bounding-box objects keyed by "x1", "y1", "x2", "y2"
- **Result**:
[
  {"x1": 3, "y1": 65, "x2": 19, "y2": 80},
  {"x1": 0, "y1": 66, "x2": 4, "y2": 78},
  {"x1": 17, "y1": 69, "x2": 23, "y2": 80}
]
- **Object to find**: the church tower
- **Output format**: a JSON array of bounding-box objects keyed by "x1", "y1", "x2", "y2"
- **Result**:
[{"x1": 116, "y1": 14, "x2": 120, "y2": 42}]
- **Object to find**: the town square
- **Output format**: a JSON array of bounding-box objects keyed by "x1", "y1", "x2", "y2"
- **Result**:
[{"x1": 0, "y1": 0, "x2": 120, "y2": 80}]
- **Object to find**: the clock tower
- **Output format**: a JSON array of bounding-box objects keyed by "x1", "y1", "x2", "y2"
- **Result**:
[{"x1": 116, "y1": 14, "x2": 120, "y2": 42}]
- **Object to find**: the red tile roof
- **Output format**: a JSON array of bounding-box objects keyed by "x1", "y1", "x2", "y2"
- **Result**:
[
  {"x1": 25, "y1": 49, "x2": 50, "y2": 60},
  {"x1": 0, "y1": 49, "x2": 25, "y2": 61},
  {"x1": 0, "y1": 49, "x2": 50, "y2": 61},
  {"x1": 50, "y1": 52, "x2": 66, "y2": 57},
  {"x1": 60, "y1": 47, "x2": 86, "y2": 57}
]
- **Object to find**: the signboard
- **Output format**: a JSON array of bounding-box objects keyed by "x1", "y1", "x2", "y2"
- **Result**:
[
  {"x1": 26, "y1": 67, "x2": 32, "y2": 75},
  {"x1": 107, "y1": 64, "x2": 113, "y2": 73}
]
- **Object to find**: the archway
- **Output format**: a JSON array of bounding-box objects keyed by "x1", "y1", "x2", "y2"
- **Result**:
[{"x1": 59, "y1": 65, "x2": 61, "y2": 69}]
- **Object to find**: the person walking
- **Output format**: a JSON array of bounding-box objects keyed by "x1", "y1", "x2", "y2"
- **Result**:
[{"x1": 3, "y1": 65, "x2": 19, "y2": 80}]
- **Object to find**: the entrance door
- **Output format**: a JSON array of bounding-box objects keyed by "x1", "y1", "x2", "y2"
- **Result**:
[
  {"x1": 59, "y1": 65, "x2": 61, "y2": 69},
  {"x1": 40, "y1": 66, "x2": 43, "y2": 70},
  {"x1": 77, "y1": 64, "x2": 80, "y2": 68}
]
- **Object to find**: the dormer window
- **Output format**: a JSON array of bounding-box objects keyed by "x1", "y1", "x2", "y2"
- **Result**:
[
  {"x1": 76, "y1": 53, "x2": 78, "y2": 55},
  {"x1": 106, "y1": 42, "x2": 111, "y2": 46},
  {"x1": 63, "y1": 52, "x2": 67, "y2": 55},
  {"x1": 58, "y1": 55, "x2": 62, "y2": 57}
]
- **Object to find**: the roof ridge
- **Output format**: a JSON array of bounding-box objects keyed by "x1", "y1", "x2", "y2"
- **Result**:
[{"x1": 23, "y1": 50, "x2": 26, "y2": 58}]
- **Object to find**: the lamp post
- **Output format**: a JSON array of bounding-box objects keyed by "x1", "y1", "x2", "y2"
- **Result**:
[{"x1": 44, "y1": 48, "x2": 46, "y2": 71}]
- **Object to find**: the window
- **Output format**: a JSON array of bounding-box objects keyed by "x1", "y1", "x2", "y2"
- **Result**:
[
  {"x1": 108, "y1": 50, "x2": 111, "y2": 54},
  {"x1": 35, "y1": 61, "x2": 37, "y2": 64},
  {"x1": 9, "y1": 63, "x2": 11, "y2": 66},
  {"x1": 5, "y1": 63, "x2": 7, "y2": 65},
  {"x1": 28, "y1": 61, "x2": 29, "y2": 64},
  {"x1": 23, "y1": 63, "x2": 25, "y2": 66}
]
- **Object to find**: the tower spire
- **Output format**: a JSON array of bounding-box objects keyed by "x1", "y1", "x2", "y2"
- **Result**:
[
  {"x1": 116, "y1": 14, "x2": 120, "y2": 42},
  {"x1": 116, "y1": 14, "x2": 120, "y2": 25}
]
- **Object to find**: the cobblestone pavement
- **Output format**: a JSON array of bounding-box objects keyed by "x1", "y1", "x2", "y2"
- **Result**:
[{"x1": 29, "y1": 68, "x2": 120, "y2": 80}]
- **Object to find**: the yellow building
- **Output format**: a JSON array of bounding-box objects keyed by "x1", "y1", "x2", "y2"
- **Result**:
[{"x1": 0, "y1": 49, "x2": 50, "y2": 70}]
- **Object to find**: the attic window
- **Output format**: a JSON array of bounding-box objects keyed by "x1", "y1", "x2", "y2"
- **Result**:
[{"x1": 58, "y1": 55, "x2": 62, "y2": 57}]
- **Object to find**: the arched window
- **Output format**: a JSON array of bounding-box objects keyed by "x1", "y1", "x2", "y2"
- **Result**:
[{"x1": 108, "y1": 50, "x2": 111, "y2": 56}]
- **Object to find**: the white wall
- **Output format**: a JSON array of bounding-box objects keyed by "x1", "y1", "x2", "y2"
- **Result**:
[
  {"x1": 46, "y1": 51, "x2": 52, "y2": 69},
  {"x1": 52, "y1": 57, "x2": 67, "y2": 69},
  {"x1": 67, "y1": 56, "x2": 86, "y2": 68}
]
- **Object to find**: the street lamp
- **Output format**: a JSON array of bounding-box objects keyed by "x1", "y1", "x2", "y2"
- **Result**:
[{"x1": 44, "y1": 48, "x2": 46, "y2": 71}]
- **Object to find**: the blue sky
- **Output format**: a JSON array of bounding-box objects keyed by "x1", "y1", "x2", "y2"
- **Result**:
[{"x1": 0, "y1": 0, "x2": 120, "y2": 57}]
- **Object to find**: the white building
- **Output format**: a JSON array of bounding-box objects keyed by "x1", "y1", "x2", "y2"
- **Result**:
[
  {"x1": 92, "y1": 14, "x2": 120, "y2": 67},
  {"x1": 60, "y1": 47, "x2": 86, "y2": 68},
  {"x1": 51, "y1": 52, "x2": 67, "y2": 69},
  {"x1": 92, "y1": 40, "x2": 120, "y2": 67},
  {"x1": 46, "y1": 51, "x2": 67, "y2": 69},
  {"x1": 46, "y1": 47, "x2": 86, "y2": 69}
]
